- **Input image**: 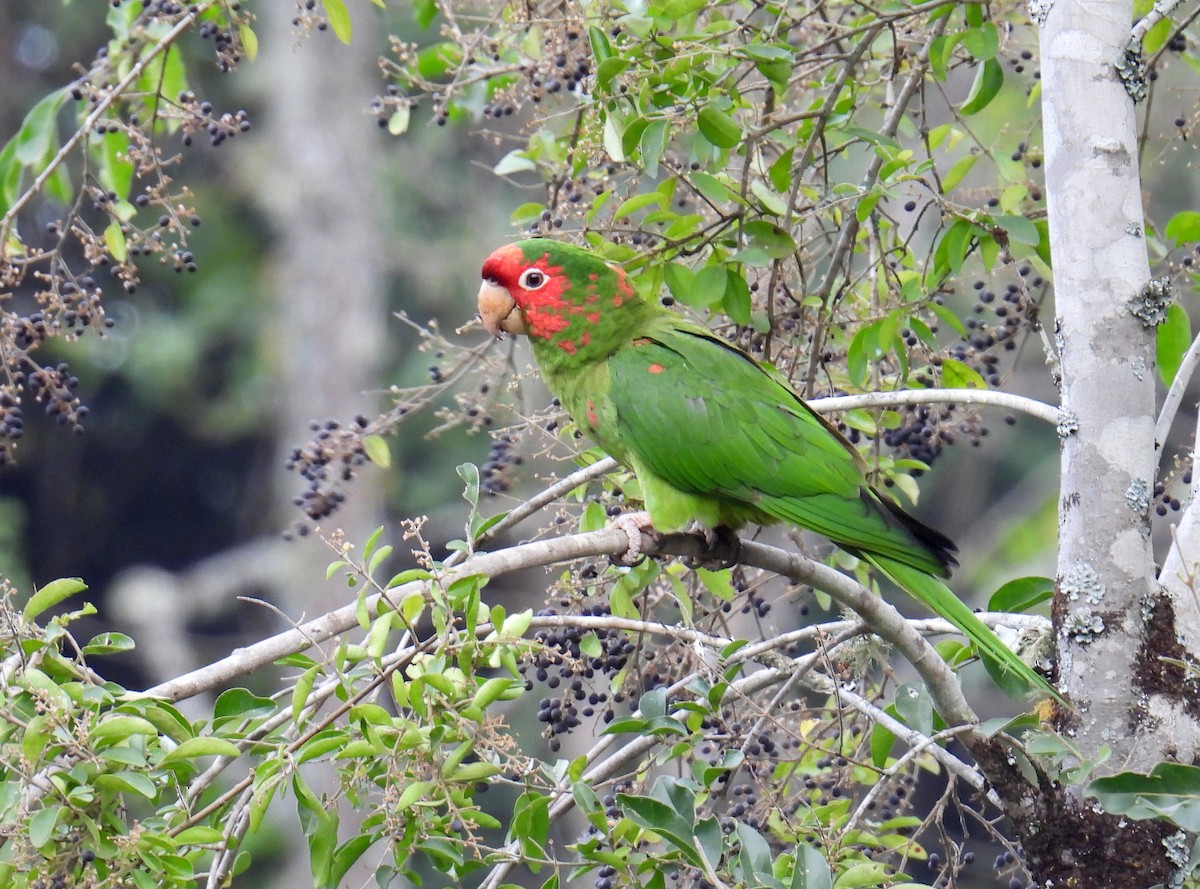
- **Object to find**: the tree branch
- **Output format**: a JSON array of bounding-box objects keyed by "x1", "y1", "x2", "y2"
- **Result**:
[
  {"x1": 141, "y1": 528, "x2": 980, "y2": 729},
  {"x1": 1154, "y1": 329, "x2": 1200, "y2": 463},
  {"x1": 811, "y1": 389, "x2": 1061, "y2": 426},
  {"x1": 1128, "y1": 0, "x2": 1190, "y2": 48}
]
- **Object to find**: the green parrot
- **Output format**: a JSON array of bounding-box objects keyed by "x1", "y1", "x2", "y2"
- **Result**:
[{"x1": 477, "y1": 237, "x2": 1054, "y2": 700}]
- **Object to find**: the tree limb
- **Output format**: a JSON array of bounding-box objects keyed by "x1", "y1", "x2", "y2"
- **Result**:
[
  {"x1": 811, "y1": 389, "x2": 1061, "y2": 426},
  {"x1": 1154, "y1": 329, "x2": 1200, "y2": 464}
]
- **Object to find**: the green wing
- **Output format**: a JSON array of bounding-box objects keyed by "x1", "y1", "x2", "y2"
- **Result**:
[
  {"x1": 607, "y1": 322, "x2": 1061, "y2": 701},
  {"x1": 607, "y1": 322, "x2": 954, "y2": 576}
]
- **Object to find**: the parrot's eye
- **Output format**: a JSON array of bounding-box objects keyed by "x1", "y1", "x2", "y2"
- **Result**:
[{"x1": 519, "y1": 269, "x2": 546, "y2": 290}]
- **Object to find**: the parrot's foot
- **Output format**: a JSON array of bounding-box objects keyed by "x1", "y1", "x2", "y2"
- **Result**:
[
  {"x1": 694, "y1": 525, "x2": 742, "y2": 570},
  {"x1": 611, "y1": 511, "x2": 658, "y2": 565}
]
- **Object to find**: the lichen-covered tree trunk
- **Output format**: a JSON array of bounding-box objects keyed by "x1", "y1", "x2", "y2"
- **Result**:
[
  {"x1": 1038, "y1": 0, "x2": 1200, "y2": 882},
  {"x1": 1044, "y1": 0, "x2": 1159, "y2": 760}
]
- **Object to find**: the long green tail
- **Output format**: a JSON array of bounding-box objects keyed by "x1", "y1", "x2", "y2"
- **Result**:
[{"x1": 866, "y1": 555, "x2": 1064, "y2": 704}]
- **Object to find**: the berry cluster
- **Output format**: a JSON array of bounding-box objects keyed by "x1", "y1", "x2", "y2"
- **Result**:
[
  {"x1": 285, "y1": 417, "x2": 370, "y2": 530},
  {"x1": 883, "y1": 404, "x2": 955, "y2": 467},
  {"x1": 291, "y1": 0, "x2": 337, "y2": 37},
  {"x1": 520, "y1": 602, "x2": 636, "y2": 751},
  {"x1": 0, "y1": 392, "x2": 24, "y2": 468},
  {"x1": 376, "y1": 14, "x2": 594, "y2": 130},
  {"x1": 28, "y1": 364, "x2": 88, "y2": 433},
  {"x1": 481, "y1": 432, "x2": 523, "y2": 496},
  {"x1": 175, "y1": 92, "x2": 251, "y2": 147},
  {"x1": 1153, "y1": 470, "x2": 1191, "y2": 516},
  {"x1": 510, "y1": 25, "x2": 592, "y2": 107}
]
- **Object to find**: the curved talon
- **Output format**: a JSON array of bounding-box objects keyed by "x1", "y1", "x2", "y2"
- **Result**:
[{"x1": 611, "y1": 511, "x2": 657, "y2": 565}]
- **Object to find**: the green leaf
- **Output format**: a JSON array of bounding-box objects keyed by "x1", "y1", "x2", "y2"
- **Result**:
[
  {"x1": 791, "y1": 844, "x2": 833, "y2": 889},
  {"x1": 894, "y1": 682, "x2": 933, "y2": 735},
  {"x1": 1089, "y1": 763, "x2": 1200, "y2": 831},
  {"x1": 962, "y1": 22, "x2": 999, "y2": 60},
  {"x1": 614, "y1": 191, "x2": 665, "y2": 219},
  {"x1": 959, "y1": 59, "x2": 1003, "y2": 115},
  {"x1": 23, "y1": 577, "x2": 87, "y2": 621},
  {"x1": 698, "y1": 105, "x2": 741, "y2": 149},
  {"x1": 639, "y1": 119, "x2": 669, "y2": 179},
  {"x1": 686, "y1": 265, "x2": 728, "y2": 310},
  {"x1": 940, "y1": 357, "x2": 987, "y2": 389},
  {"x1": 13, "y1": 89, "x2": 66, "y2": 166},
  {"x1": 97, "y1": 770, "x2": 158, "y2": 800},
  {"x1": 743, "y1": 220, "x2": 795, "y2": 258},
  {"x1": 416, "y1": 42, "x2": 463, "y2": 80},
  {"x1": 90, "y1": 715, "x2": 159, "y2": 746},
  {"x1": 723, "y1": 271, "x2": 752, "y2": 325},
  {"x1": 387, "y1": 106, "x2": 411, "y2": 135},
  {"x1": 1158, "y1": 304, "x2": 1192, "y2": 387},
  {"x1": 28, "y1": 804, "x2": 62, "y2": 849},
  {"x1": 617, "y1": 794, "x2": 702, "y2": 867},
  {"x1": 414, "y1": 0, "x2": 438, "y2": 28},
  {"x1": 596, "y1": 57, "x2": 631, "y2": 91},
  {"x1": 993, "y1": 214, "x2": 1040, "y2": 246},
  {"x1": 603, "y1": 112, "x2": 626, "y2": 163},
  {"x1": 588, "y1": 25, "x2": 613, "y2": 63},
  {"x1": 104, "y1": 222, "x2": 127, "y2": 263},
  {"x1": 82, "y1": 631, "x2": 135, "y2": 656},
  {"x1": 1143, "y1": 14, "x2": 1174, "y2": 54},
  {"x1": 162, "y1": 736, "x2": 242, "y2": 765},
  {"x1": 294, "y1": 773, "x2": 339, "y2": 887},
  {"x1": 832, "y1": 861, "x2": 893, "y2": 888},
  {"x1": 329, "y1": 835, "x2": 376, "y2": 887},
  {"x1": 1165, "y1": 210, "x2": 1200, "y2": 246},
  {"x1": 494, "y1": 149, "x2": 536, "y2": 177},
  {"x1": 174, "y1": 826, "x2": 226, "y2": 845},
  {"x1": 213, "y1": 688, "x2": 276, "y2": 726},
  {"x1": 663, "y1": 261, "x2": 695, "y2": 303},
  {"x1": 689, "y1": 171, "x2": 737, "y2": 205},
  {"x1": 869, "y1": 719, "x2": 896, "y2": 768},
  {"x1": 988, "y1": 576, "x2": 1054, "y2": 613},
  {"x1": 240, "y1": 25, "x2": 259, "y2": 61},
  {"x1": 359, "y1": 434, "x2": 388, "y2": 468},
  {"x1": 100, "y1": 130, "x2": 134, "y2": 200},
  {"x1": 768, "y1": 147, "x2": 794, "y2": 193},
  {"x1": 941, "y1": 154, "x2": 978, "y2": 193},
  {"x1": 322, "y1": 0, "x2": 352, "y2": 43}
]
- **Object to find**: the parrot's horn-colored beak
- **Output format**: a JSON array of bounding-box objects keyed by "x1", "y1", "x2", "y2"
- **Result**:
[{"x1": 477, "y1": 280, "x2": 526, "y2": 336}]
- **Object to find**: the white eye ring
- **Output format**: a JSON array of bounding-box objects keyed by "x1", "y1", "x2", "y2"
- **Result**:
[{"x1": 519, "y1": 269, "x2": 547, "y2": 290}]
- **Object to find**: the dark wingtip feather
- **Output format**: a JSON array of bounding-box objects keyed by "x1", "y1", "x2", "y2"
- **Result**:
[{"x1": 872, "y1": 491, "x2": 959, "y2": 577}]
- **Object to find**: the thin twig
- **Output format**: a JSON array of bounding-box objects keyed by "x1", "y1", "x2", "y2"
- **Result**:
[{"x1": 1154, "y1": 330, "x2": 1200, "y2": 464}]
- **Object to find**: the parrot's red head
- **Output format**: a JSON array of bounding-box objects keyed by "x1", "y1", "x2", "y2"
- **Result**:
[
  {"x1": 477, "y1": 242, "x2": 567, "y2": 338},
  {"x1": 477, "y1": 239, "x2": 641, "y2": 357}
]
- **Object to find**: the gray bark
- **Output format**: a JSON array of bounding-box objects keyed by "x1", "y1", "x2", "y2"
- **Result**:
[{"x1": 1042, "y1": 0, "x2": 1183, "y2": 767}]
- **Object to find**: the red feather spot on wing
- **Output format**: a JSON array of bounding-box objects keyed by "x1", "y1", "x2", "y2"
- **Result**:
[
  {"x1": 558, "y1": 339, "x2": 577, "y2": 354},
  {"x1": 586, "y1": 401, "x2": 599, "y2": 426},
  {"x1": 586, "y1": 312, "x2": 600, "y2": 323},
  {"x1": 632, "y1": 337, "x2": 651, "y2": 346},
  {"x1": 648, "y1": 363, "x2": 665, "y2": 374},
  {"x1": 615, "y1": 268, "x2": 634, "y2": 299},
  {"x1": 581, "y1": 331, "x2": 591, "y2": 346}
]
